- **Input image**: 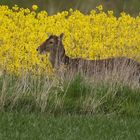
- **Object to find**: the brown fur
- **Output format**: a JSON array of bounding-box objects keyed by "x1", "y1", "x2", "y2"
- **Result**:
[{"x1": 37, "y1": 33, "x2": 140, "y2": 83}]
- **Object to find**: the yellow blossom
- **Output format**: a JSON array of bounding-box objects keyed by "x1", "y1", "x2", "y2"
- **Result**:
[
  {"x1": 32, "y1": 5, "x2": 38, "y2": 11},
  {"x1": 0, "y1": 5, "x2": 139, "y2": 75},
  {"x1": 96, "y1": 5, "x2": 103, "y2": 11}
]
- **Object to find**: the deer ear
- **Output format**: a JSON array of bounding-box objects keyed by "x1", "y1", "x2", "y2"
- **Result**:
[
  {"x1": 59, "y1": 33, "x2": 64, "y2": 40},
  {"x1": 58, "y1": 33, "x2": 64, "y2": 46}
]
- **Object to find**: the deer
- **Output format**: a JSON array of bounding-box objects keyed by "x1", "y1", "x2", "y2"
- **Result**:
[{"x1": 36, "y1": 33, "x2": 140, "y2": 84}]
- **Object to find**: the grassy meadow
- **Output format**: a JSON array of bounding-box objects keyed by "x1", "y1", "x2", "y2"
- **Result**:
[
  {"x1": 0, "y1": 72, "x2": 140, "y2": 116},
  {"x1": 0, "y1": 73, "x2": 140, "y2": 139},
  {"x1": 0, "y1": 2, "x2": 140, "y2": 139},
  {"x1": 0, "y1": 113, "x2": 140, "y2": 140},
  {"x1": 0, "y1": 74, "x2": 140, "y2": 140}
]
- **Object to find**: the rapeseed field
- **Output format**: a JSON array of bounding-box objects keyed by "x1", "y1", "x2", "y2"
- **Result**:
[{"x1": 0, "y1": 5, "x2": 140, "y2": 75}]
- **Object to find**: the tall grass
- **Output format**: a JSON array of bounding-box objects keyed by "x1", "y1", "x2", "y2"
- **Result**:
[{"x1": 0, "y1": 71, "x2": 139, "y2": 116}]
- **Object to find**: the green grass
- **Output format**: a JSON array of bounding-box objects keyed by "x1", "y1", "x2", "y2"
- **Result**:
[
  {"x1": 0, "y1": 112, "x2": 140, "y2": 140},
  {"x1": 0, "y1": 73, "x2": 140, "y2": 116},
  {"x1": 0, "y1": 73, "x2": 140, "y2": 139}
]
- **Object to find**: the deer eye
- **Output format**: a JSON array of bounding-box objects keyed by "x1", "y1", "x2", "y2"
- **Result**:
[{"x1": 49, "y1": 41, "x2": 54, "y2": 44}]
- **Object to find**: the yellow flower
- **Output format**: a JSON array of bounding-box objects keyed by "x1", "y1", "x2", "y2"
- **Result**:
[
  {"x1": 32, "y1": 5, "x2": 38, "y2": 11},
  {"x1": 69, "y1": 8, "x2": 73, "y2": 13},
  {"x1": 96, "y1": 5, "x2": 103, "y2": 11},
  {"x1": 0, "y1": 4, "x2": 139, "y2": 75},
  {"x1": 12, "y1": 4, "x2": 19, "y2": 11}
]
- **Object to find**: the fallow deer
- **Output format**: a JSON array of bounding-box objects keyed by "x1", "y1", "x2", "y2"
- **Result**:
[{"x1": 36, "y1": 33, "x2": 140, "y2": 83}]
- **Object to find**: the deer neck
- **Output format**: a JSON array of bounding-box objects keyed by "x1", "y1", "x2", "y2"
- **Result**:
[
  {"x1": 49, "y1": 43, "x2": 68, "y2": 68},
  {"x1": 49, "y1": 50, "x2": 56, "y2": 68}
]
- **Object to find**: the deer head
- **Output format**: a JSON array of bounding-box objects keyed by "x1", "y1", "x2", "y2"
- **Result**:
[{"x1": 37, "y1": 33, "x2": 65, "y2": 68}]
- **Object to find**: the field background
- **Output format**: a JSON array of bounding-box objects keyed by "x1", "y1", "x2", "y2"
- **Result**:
[
  {"x1": 0, "y1": 1, "x2": 140, "y2": 139},
  {"x1": 0, "y1": 0, "x2": 140, "y2": 16}
]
